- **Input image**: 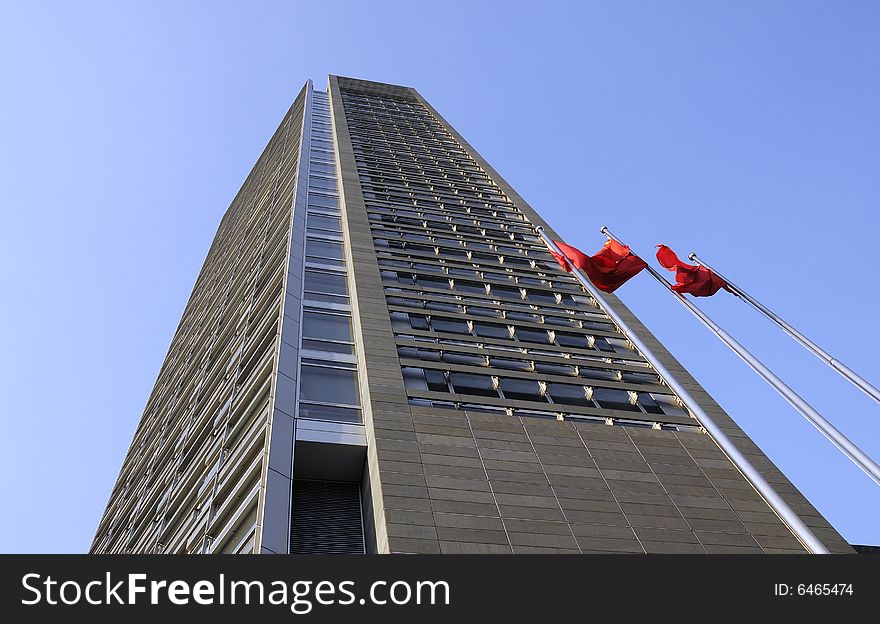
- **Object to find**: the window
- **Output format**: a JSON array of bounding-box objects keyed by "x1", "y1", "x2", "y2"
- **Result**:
[
  {"x1": 306, "y1": 238, "x2": 343, "y2": 258},
  {"x1": 506, "y1": 311, "x2": 539, "y2": 323},
  {"x1": 472, "y1": 322, "x2": 509, "y2": 339},
  {"x1": 424, "y1": 369, "x2": 451, "y2": 392},
  {"x1": 300, "y1": 365, "x2": 359, "y2": 406},
  {"x1": 415, "y1": 276, "x2": 451, "y2": 290},
  {"x1": 535, "y1": 362, "x2": 576, "y2": 377},
  {"x1": 309, "y1": 177, "x2": 337, "y2": 193},
  {"x1": 554, "y1": 332, "x2": 588, "y2": 349},
  {"x1": 308, "y1": 193, "x2": 338, "y2": 209},
  {"x1": 524, "y1": 290, "x2": 557, "y2": 304},
  {"x1": 302, "y1": 339, "x2": 352, "y2": 354},
  {"x1": 449, "y1": 373, "x2": 498, "y2": 398},
  {"x1": 402, "y1": 367, "x2": 428, "y2": 391},
  {"x1": 408, "y1": 314, "x2": 430, "y2": 331},
  {"x1": 453, "y1": 280, "x2": 486, "y2": 294},
  {"x1": 298, "y1": 404, "x2": 361, "y2": 423},
  {"x1": 431, "y1": 318, "x2": 470, "y2": 334},
  {"x1": 466, "y1": 306, "x2": 503, "y2": 318},
  {"x1": 489, "y1": 285, "x2": 521, "y2": 299},
  {"x1": 543, "y1": 315, "x2": 580, "y2": 328},
  {"x1": 650, "y1": 393, "x2": 689, "y2": 418},
  {"x1": 307, "y1": 213, "x2": 342, "y2": 233},
  {"x1": 443, "y1": 352, "x2": 486, "y2": 367},
  {"x1": 637, "y1": 393, "x2": 666, "y2": 415},
  {"x1": 514, "y1": 327, "x2": 550, "y2": 344},
  {"x1": 592, "y1": 387, "x2": 640, "y2": 412},
  {"x1": 579, "y1": 366, "x2": 619, "y2": 382},
  {"x1": 304, "y1": 269, "x2": 347, "y2": 296},
  {"x1": 621, "y1": 370, "x2": 660, "y2": 385},
  {"x1": 546, "y1": 383, "x2": 591, "y2": 407},
  {"x1": 396, "y1": 346, "x2": 441, "y2": 361},
  {"x1": 425, "y1": 301, "x2": 462, "y2": 313},
  {"x1": 606, "y1": 337, "x2": 632, "y2": 353},
  {"x1": 500, "y1": 378, "x2": 546, "y2": 402},
  {"x1": 588, "y1": 336, "x2": 616, "y2": 353},
  {"x1": 490, "y1": 357, "x2": 533, "y2": 372},
  {"x1": 310, "y1": 162, "x2": 336, "y2": 176},
  {"x1": 302, "y1": 311, "x2": 352, "y2": 343}
]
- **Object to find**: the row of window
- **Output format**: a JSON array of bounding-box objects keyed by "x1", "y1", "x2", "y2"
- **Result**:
[
  {"x1": 378, "y1": 257, "x2": 581, "y2": 293},
  {"x1": 362, "y1": 188, "x2": 524, "y2": 221},
  {"x1": 373, "y1": 232, "x2": 546, "y2": 263},
  {"x1": 381, "y1": 270, "x2": 588, "y2": 306},
  {"x1": 396, "y1": 345, "x2": 660, "y2": 386},
  {"x1": 385, "y1": 292, "x2": 608, "y2": 325},
  {"x1": 367, "y1": 203, "x2": 531, "y2": 232},
  {"x1": 401, "y1": 367, "x2": 687, "y2": 418},
  {"x1": 390, "y1": 311, "x2": 628, "y2": 354},
  {"x1": 405, "y1": 398, "x2": 697, "y2": 432},
  {"x1": 388, "y1": 301, "x2": 612, "y2": 332}
]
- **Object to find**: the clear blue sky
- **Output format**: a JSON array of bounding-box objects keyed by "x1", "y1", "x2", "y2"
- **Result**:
[{"x1": 1, "y1": 1, "x2": 878, "y2": 552}]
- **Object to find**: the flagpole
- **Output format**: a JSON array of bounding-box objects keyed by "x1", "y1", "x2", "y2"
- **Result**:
[
  {"x1": 689, "y1": 252, "x2": 880, "y2": 405},
  {"x1": 599, "y1": 226, "x2": 880, "y2": 489},
  {"x1": 534, "y1": 226, "x2": 830, "y2": 554}
]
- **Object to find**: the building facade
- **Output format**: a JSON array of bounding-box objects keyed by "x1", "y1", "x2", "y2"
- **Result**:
[{"x1": 91, "y1": 76, "x2": 852, "y2": 554}]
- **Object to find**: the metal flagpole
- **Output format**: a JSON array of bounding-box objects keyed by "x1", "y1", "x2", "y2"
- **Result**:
[
  {"x1": 689, "y1": 252, "x2": 880, "y2": 405},
  {"x1": 599, "y1": 226, "x2": 880, "y2": 488},
  {"x1": 534, "y1": 226, "x2": 830, "y2": 554}
]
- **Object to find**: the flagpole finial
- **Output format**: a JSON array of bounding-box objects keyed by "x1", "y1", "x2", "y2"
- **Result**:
[
  {"x1": 534, "y1": 226, "x2": 544, "y2": 234},
  {"x1": 688, "y1": 252, "x2": 698, "y2": 262},
  {"x1": 599, "y1": 225, "x2": 609, "y2": 235}
]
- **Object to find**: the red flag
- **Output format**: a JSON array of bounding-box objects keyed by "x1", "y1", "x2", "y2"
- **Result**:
[
  {"x1": 551, "y1": 239, "x2": 647, "y2": 293},
  {"x1": 656, "y1": 245, "x2": 730, "y2": 296}
]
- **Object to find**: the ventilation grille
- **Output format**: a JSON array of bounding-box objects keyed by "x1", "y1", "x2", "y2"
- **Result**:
[{"x1": 290, "y1": 480, "x2": 365, "y2": 554}]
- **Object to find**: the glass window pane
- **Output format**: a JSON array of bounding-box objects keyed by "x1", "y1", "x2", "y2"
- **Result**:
[
  {"x1": 579, "y1": 366, "x2": 619, "y2": 382},
  {"x1": 621, "y1": 370, "x2": 661, "y2": 385},
  {"x1": 302, "y1": 311, "x2": 352, "y2": 342},
  {"x1": 298, "y1": 403, "x2": 361, "y2": 423},
  {"x1": 592, "y1": 337, "x2": 616, "y2": 353},
  {"x1": 402, "y1": 367, "x2": 428, "y2": 391},
  {"x1": 472, "y1": 322, "x2": 509, "y2": 339},
  {"x1": 303, "y1": 292, "x2": 348, "y2": 305},
  {"x1": 308, "y1": 193, "x2": 338, "y2": 209},
  {"x1": 638, "y1": 393, "x2": 665, "y2": 415},
  {"x1": 301, "y1": 339, "x2": 353, "y2": 354},
  {"x1": 431, "y1": 318, "x2": 470, "y2": 334},
  {"x1": 304, "y1": 269, "x2": 347, "y2": 295},
  {"x1": 500, "y1": 378, "x2": 546, "y2": 402},
  {"x1": 308, "y1": 213, "x2": 342, "y2": 232},
  {"x1": 489, "y1": 357, "x2": 533, "y2": 372},
  {"x1": 555, "y1": 332, "x2": 587, "y2": 349},
  {"x1": 546, "y1": 383, "x2": 591, "y2": 407},
  {"x1": 309, "y1": 176, "x2": 337, "y2": 191},
  {"x1": 443, "y1": 352, "x2": 486, "y2": 367},
  {"x1": 650, "y1": 393, "x2": 689, "y2": 418},
  {"x1": 454, "y1": 280, "x2": 487, "y2": 294},
  {"x1": 514, "y1": 328, "x2": 550, "y2": 344},
  {"x1": 425, "y1": 369, "x2": 450, "y2": 392},
  {"x1": 593, "y1": 387, "x2": 639, "y2": 412},
  {"x1": 416, "y1": 276, "x2": 451, "y2": 290},
  {"x1": 535, "y1": 362, "x2": 576, "y2": 376},
  {"x1": 449, "y1": 373, "x2": 498, "y2": 398},
  {"x1": 466, "y1": 306, "x2": 503, "y2": 318},
  {"x1": 300, "y1": 365, "x2": 359, "y2": 405},
  {"x1": 306, "y1": 239, "x2": 344, "y2": 260}
]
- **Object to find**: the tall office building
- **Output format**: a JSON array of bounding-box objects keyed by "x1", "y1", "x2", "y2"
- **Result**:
[{"x1": 91, "y1": 77, "x2": 852, "y2": 554}]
